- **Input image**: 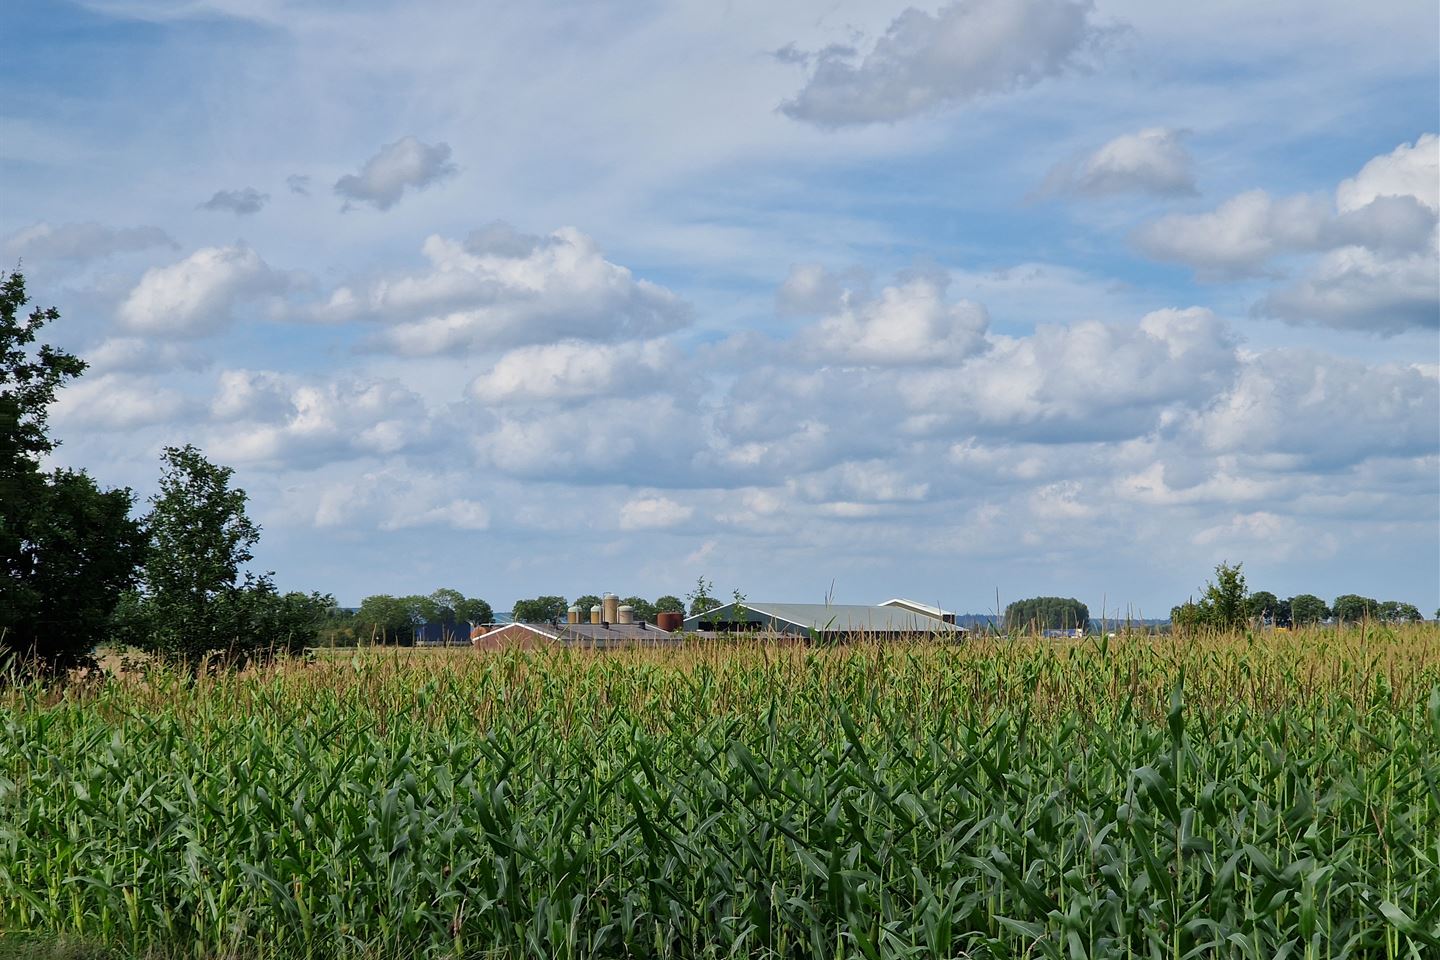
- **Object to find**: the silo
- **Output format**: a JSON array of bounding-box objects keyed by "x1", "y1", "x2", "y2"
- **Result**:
[
  {"x1": 617, "y1": 605, "x2": 634, "y2": 624},
  {"x1": 567, "y1": 605, "x2": 581, "y2": 624},
  {"x1": 602, "y1": 593, "x2": 619, "y2": 623},
  {"x1": 590, "y1": 605, "x2": 603, "y2": 624}
]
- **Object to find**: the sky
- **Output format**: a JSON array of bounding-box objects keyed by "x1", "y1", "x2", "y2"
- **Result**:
[{"x1": 3, "y1": 0, "x2": 1437, "y2": 618}]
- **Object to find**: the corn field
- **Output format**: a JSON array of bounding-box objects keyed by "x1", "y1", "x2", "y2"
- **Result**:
[{"x1": 3, "y1": 627, "x2": 1439, "y2": 958}]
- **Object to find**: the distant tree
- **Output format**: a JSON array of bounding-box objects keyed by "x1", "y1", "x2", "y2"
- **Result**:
[
  {"x1": 512, "y1": 596, "x2": 567, "y2": 623},
  {"x1": 1246, "y1": 590, "x2": 1279, "y2": 626},
  {"x1": 1, "y1": 272, "x2": 146, "y2": 676},
  {"x1": 1201, "y1": 562, "x2": 1248, "y2": 630},
  {"x1": 1169, "y1": 601, "x2": 1207, "y2": 632},
  {"x1": 355, "y1": 594, "x2": 415, "y2": 645},
  {"x1": 654, "y1": 595, "x2": 685, "y2": 615},
  {"x1": 1289, "y1": 594, "x2": 1330, "y2": 626},
  {"x1": 454, "y1": 596, "x2": 493, "y2": 625},
  {"x1": 573, "y1": 594, "x2": 603, "y2": 618},
  {"x1": 1332, "y1": 594, "x2": 1378, "y2": 624},
  {"x1": 687, "y1": 577, "x2": 719, "y2": 616},
  {"x1": 428, "y1": 588, "x2": 466, "y2": 624},
  {"x1": 622, "y1": 596, "x2": 657, "y2": 622},
  {"x1": 1003, "y1": 597, "x2": 1090, "y2": 632},
  {"x1": 1272, "y1": 596, "x2": 1293, "y2": 628},
  {"x1": 1376, "y1": 600, "x2": 1421, "y2": 623}
]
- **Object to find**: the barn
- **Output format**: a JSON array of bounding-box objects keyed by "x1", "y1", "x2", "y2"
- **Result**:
[{"x1": 681, "y1": 602, "x2": 966, "y2": 640}]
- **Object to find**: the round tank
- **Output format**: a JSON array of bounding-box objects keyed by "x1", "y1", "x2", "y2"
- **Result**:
[
  {"x1": 590, "y1": 605, "x2": 603, "y2": 624},
  {"x1": 602, "y1": 593, "x2": 619, "y2": 623},
  {"x1": 617, "y1": 605, "x2": 634, "y2": 624}
]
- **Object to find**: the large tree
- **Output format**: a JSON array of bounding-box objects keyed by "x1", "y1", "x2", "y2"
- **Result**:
[
  {"x1": 355, "y1": 594, "x2": 416, "y2": 645},
  {"x1": 622, "y1": 596, "x2": 657, "y2": 622},
  {"x1": 1332, "y1": 594, "x2": 1379, "y2": 624},
  {"x1": 1169, "y1": 562, "x2": 1248, "y2": 632},
  {"x1": 1289, "y1": 594, "x2": 1330, "y2": 626},
  {"x1": 120, "y1": 445, "x2": 328, "y2": 668},
  {"x1": 0, "y1": 272, "x2": 146, "y2": 676},
  {"x1": 512, "y1": 596, "x2": 567, "y2": 623},
  {"x1": 1003, "y1": 597, "x2": 1090, "y2": 632},
  {"x1": 654, "y1": 595, "x2": 685, "y2": 615}
]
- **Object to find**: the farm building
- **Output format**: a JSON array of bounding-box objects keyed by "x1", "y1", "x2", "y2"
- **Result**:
[
  {"x1": 681, "y1": 602, "x2": 966, "y2": 640},
  {"x1": 472, "y1": 620, "x2": 681, "y2": 651},
  {"x1": 879, "y1": 598, "x2": 959, "y2": 624}
]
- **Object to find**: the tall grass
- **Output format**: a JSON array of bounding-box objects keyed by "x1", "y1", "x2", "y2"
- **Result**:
[{"x1": 3, "y1": 626, "x2": 1438, "y2": 958}]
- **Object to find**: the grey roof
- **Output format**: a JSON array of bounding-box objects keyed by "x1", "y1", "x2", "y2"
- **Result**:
[
  {"x1": 880, "y1": 598, "x2": 957, "y2": 619},
  {"x1": 684, "y1": 602, "x2": 964, "y2": 634},
  {"x1": 499, "y1": 622, "x2": 681, "y2": 644}
]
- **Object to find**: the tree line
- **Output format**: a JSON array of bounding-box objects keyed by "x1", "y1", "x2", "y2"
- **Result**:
[
  {"x1": 1171, "y1": 563, "x2": 1427, "y2": 631},
  {"x1": 1, "y1": 273, "x2": 333, "y2": 676}
]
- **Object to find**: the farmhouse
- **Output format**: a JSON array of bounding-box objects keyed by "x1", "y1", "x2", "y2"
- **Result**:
[{"x1": 681, "y1": 601, "x2": 966, "y2": 640}]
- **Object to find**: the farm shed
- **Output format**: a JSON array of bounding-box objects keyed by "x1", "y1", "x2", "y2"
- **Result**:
[
  {"x1": 879, "y1": 598, "x2": 960, "y2": 625},
  {"x1": 472, "y1": 620, "x2": 681, "y2": 651},
  {"x1": 682, "y1": 602, "x2": 966, "y2": 640}
]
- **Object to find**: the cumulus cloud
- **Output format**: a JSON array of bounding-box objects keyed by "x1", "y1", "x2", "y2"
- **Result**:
[
  {"x1": 305, "y1": 226, "x2": 690, "y2": 355},
  {"x1": 51, "y1": 373, "x2": 194, "y2": 430},
  {"x1": 1132, "y1": 134, "x2": 1438, "y2": 333},
  {"x1": 619, "y1": 495, "x2": 694, "y2": 530},
  {"x1": 334, "y1": 136, "x2": 457, "y2": 210},
  {"x1": 206, "y1": 369, "x2": 433, "y2": 469},
  {"x1": 2, "y1": 221, "x2": 175, "y2": 262},
  {"x1": 1039, "y1": 127, "x2": 1196, "y2": 198},
  {"x1": 469, "y1": 339, "x2": 683, "y2": 404},
  {"x1": 286, "y1": 174, "x2": 311, "y2": 195},
  {"x1": 199, "y1": 187, "x2": 269, "y2": 215},
  {"x1": 83, "y1": 337, "x2": 210, "y2": 375},
  {"x1": 796, "y1": 272, "x2": 989, "y2": 365},
  {"x1": 117, "y1": 244, "x2": 294, "y2": 337},
  {"x1": 779, "y1": 0, "x2": 1111, "y2": 127},
  {"x1": 1195, "y1": 350, "x2": 1439, "y2": 466},
  {"x1": 312, "y1": 468, "x2": 489, "y2": 531}
]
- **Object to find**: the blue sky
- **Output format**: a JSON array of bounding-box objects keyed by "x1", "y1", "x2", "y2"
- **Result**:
[{"x1": 4, "y1": 0, "x2": 1437, "y2": 616}]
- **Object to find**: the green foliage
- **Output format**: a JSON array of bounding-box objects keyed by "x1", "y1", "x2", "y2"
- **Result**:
[
  {"x1": 3, "y1": 630, "x2": 1438, "y2": 957},
  {"x1": 1246, "y1": 590, "x2": 1279, "y2": 624},
  {"x1": 1334, "y1": 594, "x2": 1379, "y2": 623},
  {"x1": 0, "y1": 273, "x2": 146, "y2": 676},
  {"x1": 511, "y1": 595, "x2": 567, "y2": 623},
  {"x1": 122, "y1": 445, "x2": 324, "y2": 668},
  {"x1": 1290, "y1": 593, "x2": 1331, "y2": 625},
  {"x1": 654, "y1": 595, "x2": 685, "y2": 615},
  {"x1": 1003, "y1": 596, "x2": 1089, "y2": 632},
  {"x1": 621, "y1": 596, "x2": 657, "y2": 622},
  {"x1": 686, "y1": 576, "x2": 718, "y2": 615},
  {"x1": 354, "y1": 595, "x2": 415, "y2": 645},
  {"x1": 1378, "y1": 601, "x2": 1423, "y2": 623},
  {"x1": 1170, "y1": 562, "x2": 1248, "y2": 632},
  {"x1": 453, "y1": 596, "x2": 493, "y2": 625},
  {"x1": 572, "y1": 594, "x2": 603, "y2": 617}
]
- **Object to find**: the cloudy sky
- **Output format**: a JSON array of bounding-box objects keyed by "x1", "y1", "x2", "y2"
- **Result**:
[{"x1": 4, "y1": 0, "x2": 1437, "y2": 617}]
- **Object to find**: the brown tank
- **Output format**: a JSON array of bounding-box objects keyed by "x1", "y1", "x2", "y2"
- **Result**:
[
  {"x1": 469, "y1": 625, "x2": 489, "y2": 650},
  {"x1": 656, "y1": 612, "x2": 684, "y2": 632}
]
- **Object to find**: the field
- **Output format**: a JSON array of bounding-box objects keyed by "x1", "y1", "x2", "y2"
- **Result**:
[{"x1": 3, "y1": 628, "x2": 1439, "y2": 959}]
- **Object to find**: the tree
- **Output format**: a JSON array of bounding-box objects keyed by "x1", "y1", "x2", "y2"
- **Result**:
[
  {"x1": 654, "y1": 595, "x2": 685, "y2": 615},
  {"x1": 1, "y1": 272, "x2": 146, "y2": 676},
  {"x1": 1332, "y1": 594, "x2": 1378, "y2": 624},
  {"x1": 1272, "y1": 596, "x2": 1293, "y2": 629},
  {"x1": 1003, "y1": 597, "x2": 1090, "y2": 632},
  {"x1": 573, "y1": 594, "x2": 603, "y2": 618},
  {"x1": 1289, "y1": 594, "x2": 1330, "y2": 625},
  {"x1": 687, "y1": 577, "x2": 719, "y2": 616},
  {"x1": 124, "y1": 445, "x2": 321, "y2": 668},
  {"x1": 454, "y1": 596, "x2": 493, "y2": 625},
  {"x1": 355, "y1": 594, "x2": 416, "y2": 645},
  {"x1": 1169, "y1": 562, "x2": 1248, "y2": 632},
  {"x1": 622, "y1": 596, "x2": 657, "y2": 622},
  {"x1": 512, "y1": 596, "x2": 567, "y2": 623},
  {"x1": 1246, "y1": 591, "x2": 1279, "y2": 626},
  {"x1": 1376, "y1": 600, "x2": 1421, "y2": 623}
]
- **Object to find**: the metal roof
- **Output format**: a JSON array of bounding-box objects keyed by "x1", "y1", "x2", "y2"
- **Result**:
[
  {"x1": 684, "y1": 602, "x2": 964, "y2": 634},
  {"x1": 879, "y1": 598, "x2": 957, "y2": 619}
]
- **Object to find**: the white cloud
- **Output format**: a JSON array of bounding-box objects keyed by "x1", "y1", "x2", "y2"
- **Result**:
[
  {"x1": 118, "y1": 244, "x2": 294, "y2": 337},
  {"x1": 51, "y1": 373, "x2": 193, "y2": 430},
  {"x1": 797, "y1": 272, "x2": 989, "y2": 365},
  {"x1": 1132, "y1": 190, "x2": 1334, "y2": 277},
  {"x1": 205, "y1": 370, "x2": 433, "y2": 468},
  {"x1": 1336, "y1": 133, "x2": 1439, "y2": 214},
  {"x1": 83, "y1": 337, "x2": 209, "y2": 374},
  {"x1": 619, "y1": 495, "x2": 694, "y2": 530},
  {"x1": 1040, "y1": 127, "x2": 1196, "y2": 198},
  {"x1": 2, "y1": 221, "x2": 175, "y2": 262},
  {"x1": 469, "y1": 338, "x2": 682, "y2": 404},
  {"x1": 780, "y1": 0, "x2": 1111, "y2": 127},
  {"x1": 307, "y1": 227, "x2": 690, "y2": 355},
  {"x1": 334, "y1": 136, "x2": 457, "y2": 210},
  {"x1": 1257, "y1": 239, "x2": 1439, "y2": 332},
  {"x1": 199, "y1": 187, "x2": 269, "y2": 215}
]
